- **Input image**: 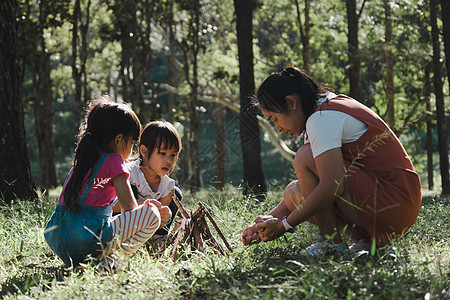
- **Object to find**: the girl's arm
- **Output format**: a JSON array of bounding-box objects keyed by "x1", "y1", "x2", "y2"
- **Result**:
[
  {"x1": 159, "y1": 188, "x2": 175, "y2": 207},
  {"x1": 113, "y1": 173, "x2": 139, "y2": 213}
]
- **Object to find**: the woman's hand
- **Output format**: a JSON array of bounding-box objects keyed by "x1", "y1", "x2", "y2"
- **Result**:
[
  {"x1": 144, "y1": 199, "x2": 172, "y2": 227},
  {"x1": 241, "y1": 224, "x2": 261, "y2": 245},
  {"x1": 254, "y1": 218, "x2": 285, "y2": 242}
]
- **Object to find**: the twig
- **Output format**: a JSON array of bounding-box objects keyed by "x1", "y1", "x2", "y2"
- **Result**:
[{"x1": 198, "y1": 202, "x2": 233, "y2": 253}]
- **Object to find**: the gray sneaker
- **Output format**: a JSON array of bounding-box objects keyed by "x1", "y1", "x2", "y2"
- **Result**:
[{"x1": 300, "y1": 234, "x2": 348, "y2": 258}]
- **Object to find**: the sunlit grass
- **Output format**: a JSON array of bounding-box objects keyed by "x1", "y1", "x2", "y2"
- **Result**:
[{"x1": 1, "y1": 186, "x2": 449, "y2": 299}]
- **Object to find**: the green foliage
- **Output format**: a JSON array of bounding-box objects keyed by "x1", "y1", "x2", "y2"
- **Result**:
[
  {"x1": 16, "y1": 0, "x2": 447, "y2": 188},
  {"x1": 0, "y1": 188, "x2": 449, "y2": 299}
]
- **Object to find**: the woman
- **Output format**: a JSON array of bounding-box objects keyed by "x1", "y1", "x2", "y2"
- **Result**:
[{"x1": 241, "y1": 67, "x2": 421, "y2": 257}]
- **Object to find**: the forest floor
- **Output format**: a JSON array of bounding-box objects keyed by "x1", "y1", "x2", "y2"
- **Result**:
[{"x1": 0, "y1": 186, "x2": 449, "y2": 299}]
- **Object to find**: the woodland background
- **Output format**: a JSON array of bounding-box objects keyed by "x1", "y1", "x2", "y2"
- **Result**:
[{"x1": 1, "y1": 0, "x2": 450, "y2": 203}]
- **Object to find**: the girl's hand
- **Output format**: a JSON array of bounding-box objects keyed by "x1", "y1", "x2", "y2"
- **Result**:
[
  {"x1": 144, "y1": 199, "x2": 172, "y2": 226},
  {"x1": 254, "y1": 219, "x2": 285, "y2": 242},
  {"x1": 241, "y1": 224, "x2": 261, "y2": 245}
]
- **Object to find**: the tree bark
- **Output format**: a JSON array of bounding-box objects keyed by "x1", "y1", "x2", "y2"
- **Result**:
[
  {"x1": 166, "y1": 0, "x2": 176, "y2": 123},
  {"x1": 31, "y1": 2, "x2": 57, "y2": 191},
  {"x1": 188, "y1": 0, "x2": 201, "y2": 192},
  {"x1": 0, "y1": 0, "x2": 38, "y2": 202},
  {"x1": 215, "y1": 105, "x2": 226, "y2": 190},
  {"x1": 430, "y1": 0, "x2": 450, "y2": 195},
  {"x1": 294, "y1": 0, "x2": 311, "y2": 72},
  {"x1": 72, "y1": 0, "x2": 91, "y2": 134},
  {"x1": 113, "y1": 0, "x2": 154, "y2": 119},
  {"x1": 384, "y1": 0, "x2": 395, "y2": 128},
  {"x1": 346, "y1": 0, "x2": 362, "y2": 102},
  {"x1": 234, "y1": 0, "x2": 266, "y2": 195},
  {"x1": 424, "y1": 63, "x2": 434, "y2": 190}
]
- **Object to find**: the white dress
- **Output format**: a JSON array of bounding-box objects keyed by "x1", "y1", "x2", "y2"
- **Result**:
[{"x1": 126, "y1": 159, "x2": 175, "y2": 201}]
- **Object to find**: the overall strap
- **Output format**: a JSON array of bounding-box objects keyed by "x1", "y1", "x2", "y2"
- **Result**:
[{"x1": 79, "y1": 153, "x2": 110, "y2": 205}]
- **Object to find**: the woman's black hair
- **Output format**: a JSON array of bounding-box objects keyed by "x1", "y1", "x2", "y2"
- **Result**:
[
  {"x1": 63, "y1": 95, "x2": 141, "y2": 211},
  {"x1": 252, "y1": 67, "x2": 329, "y2": 118},
  {"x1": 139, "y1": 121, "x2": 182, "y2": 174}
]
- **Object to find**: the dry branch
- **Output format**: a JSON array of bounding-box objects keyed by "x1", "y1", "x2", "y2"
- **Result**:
[{"x1": 148, "y1": 198, "x2": 233, "y2": 261}]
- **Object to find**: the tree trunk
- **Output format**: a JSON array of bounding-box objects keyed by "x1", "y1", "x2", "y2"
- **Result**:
[
  {"x1": 295, "y1": 0, "x2": 311, "y2": 72},
  {"x1": 234, "y1": 0, "x2": 266, "y2": 196},
  {"x1": 31, "y1": 3, "x2": 57, "y2": 191},
  {"x1": 32, "y1": 52, "x2": 57, "y2": 191},
  {"x1": 72, "y1": 0, "x2": 82, "y2": 132},
  {"x1": 215, "y1": 105, "x2": 226, "y2": 190},
  {"x1": 430, "y1": 0, "x2": 450, "y2": 195},
  {"x1": 72, "y1": 0, "x2": 91, "y2": 134},
  {"x1": 0, "y1": 0, "x2": 38, "y2": 202},
  {"x1": 113, "y1": 0, "x2": 154, "y2": 119},
  {"x1": 424, "y1": 63, "x2": 434, "y2": 190},
  {"x1": 384, "y1": 0, "x2": 395, "y2": 128},
  {"x1": 346, "y1": 0, "x2": 362, "y2": 102},
  {"x1": 188, "y1": 0, "x2": 202, "y2": 192},
  {"x1": 166, "y1": 0, "x2": 176, "y2": 123}
]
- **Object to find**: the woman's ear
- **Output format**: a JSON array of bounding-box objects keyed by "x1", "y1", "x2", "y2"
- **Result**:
[{"x1": 285, "y1": 95, "x2": 297, "y2": 111}]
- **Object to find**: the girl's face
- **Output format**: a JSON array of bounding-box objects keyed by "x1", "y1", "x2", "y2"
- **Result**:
[
  {"x1": 261, "y1": 94, "x2": 307, "y2": 136},
  {"x1": 114, "y1": 134, "x2": 135, "y2": 161},
  {"x1": 142, "y1": 143, "x2": 178, "y2": 177}
]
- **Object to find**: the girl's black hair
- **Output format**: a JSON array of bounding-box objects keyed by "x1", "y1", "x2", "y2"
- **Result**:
[
  {"x1": 63, "y1": 95, "x2": 141, "y2": 211},
  {"x1": 139, "y1": 121, "x2": 182, "y2": 174},
  {"x1": 252, "y1": 67, "x2": 329, "y2": 118}
]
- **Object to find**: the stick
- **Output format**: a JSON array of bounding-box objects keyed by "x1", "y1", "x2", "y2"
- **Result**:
[
  {"x1": 172, "y1": 193, "x2": 190, "y2": 218},
  {"x1": 198, "y1": 202, "x2": 233, "y2": 253}
]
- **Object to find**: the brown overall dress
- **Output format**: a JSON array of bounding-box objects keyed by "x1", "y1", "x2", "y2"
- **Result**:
[{"x1": 317, "y1": 95, "x2": 421, "y2": 246}]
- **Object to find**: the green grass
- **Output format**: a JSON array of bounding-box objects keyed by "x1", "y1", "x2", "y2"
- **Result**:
[{"x1": 1, "y1": 186, "x2": 449, "y2": 299}]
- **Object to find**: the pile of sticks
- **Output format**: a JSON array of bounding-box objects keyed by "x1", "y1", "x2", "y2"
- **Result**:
[{"x1": 149, "y1": 196, "x2": 233, "y2": 261}]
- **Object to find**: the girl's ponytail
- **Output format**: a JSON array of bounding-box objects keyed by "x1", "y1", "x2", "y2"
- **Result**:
[{"x1": 63, "y1": 96, "x2": 141, "y2": 211}]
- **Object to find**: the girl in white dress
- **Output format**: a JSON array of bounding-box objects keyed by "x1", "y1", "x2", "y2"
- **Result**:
[{"x1": 114, "y1": 121, "x2": 182, "y2": 236}]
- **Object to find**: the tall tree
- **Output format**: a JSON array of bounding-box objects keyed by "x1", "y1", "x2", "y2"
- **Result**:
[
  {"x1": 178, "y1": 0, "x2": 202, "y2": 191},
  {"x1": 72, "y1": 0, "x2": 92, "y2": 131},
  {"x1": 111, "y1": 0, "x2": 155, "y2": 119},
  {"x1": 18, "y1": 1, "x2": 68, "y2": 191},
  {"x1": 424, "y1": 62, "x2": 434, "y2": 190},
  {"x1": 215, "y1": 104, "x2": 226, "y2": 190},
  {"x1": 0, "y1": 0, "x2": 37, "y2": 202},
  {"x1": 430, "y1": 0, "x2": 450, "y2": 195},
  {"x1": 384, "y1": 0, "x2": 395, "y2": 128},
  {"x1": 346, "y1": 0, "x2": 365, "y2": 102},
  {"x1": 234, "y1": 0, "x2": 266, "y2": 195},
  {"x1": 294, "y1": 0, "x2": 311, "y2": 72}
]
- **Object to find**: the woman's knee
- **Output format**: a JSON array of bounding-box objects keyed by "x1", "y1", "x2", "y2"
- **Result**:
[
  {"x1": 294, "y1": 144, "x2": 316, "y2": 174},
  {"x1": 284, "y1": 181, "x2": 303, "y2": 211}
]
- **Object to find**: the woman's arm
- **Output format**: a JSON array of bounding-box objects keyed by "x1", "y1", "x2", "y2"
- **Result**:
[
  {"x1": 286, "y1": 147, "x2": 345, "y2": 227},
  {"x1": 255, "y1": 147, "x2": 346, "y2": 242},
  {"x1": 113, "y1": 173, "x2": 139, "y2": 213}
]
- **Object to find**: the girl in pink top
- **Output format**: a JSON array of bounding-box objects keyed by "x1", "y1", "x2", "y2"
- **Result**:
[{"x1": 45, "y1": 96, "x2": 171, "y2": 267}]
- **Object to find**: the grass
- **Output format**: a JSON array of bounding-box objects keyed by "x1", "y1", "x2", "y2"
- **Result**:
[{"x1": 0, "y1": 186, "x2": 449, "y2": 299}]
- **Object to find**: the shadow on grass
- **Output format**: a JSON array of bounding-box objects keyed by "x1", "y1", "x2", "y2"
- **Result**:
[
  {"x1": 173, "y1": 238, "x2": 429, "y2": 299},
  {"x1": 0, "y1": 264, "x2": 67, "y2": 298}
]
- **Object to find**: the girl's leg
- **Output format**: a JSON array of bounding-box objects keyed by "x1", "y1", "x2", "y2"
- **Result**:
[{"x1": 104, "y1": 204, "x2": 161, "y2": 257}]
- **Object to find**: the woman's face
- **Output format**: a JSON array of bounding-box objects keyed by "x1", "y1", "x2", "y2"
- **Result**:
[{"x1": 260, "y1": 95, "x2": 307, "y2": 136}]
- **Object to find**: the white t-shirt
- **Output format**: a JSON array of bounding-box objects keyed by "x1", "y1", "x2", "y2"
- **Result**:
[
  {"x1": 304, "y1": 93, "x2": 368, "y2": 158},
  {"x1": 126, "y1": 159, "x2": 175, "y2": 200}
]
